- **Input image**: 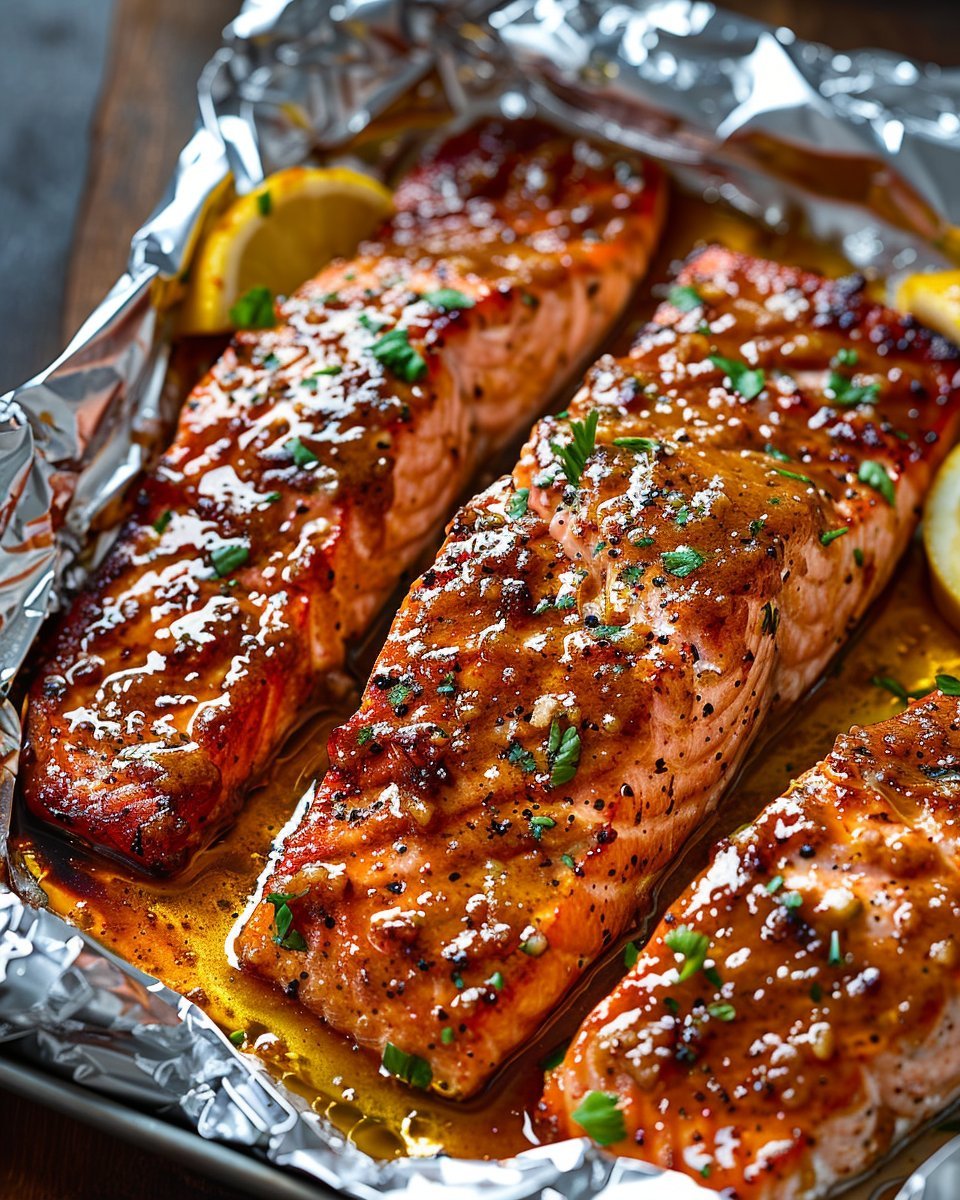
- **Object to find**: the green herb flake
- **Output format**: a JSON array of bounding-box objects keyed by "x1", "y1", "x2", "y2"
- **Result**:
[
  {"x1": 749, "y1": 517, "x2": 765, "y2": 536},
  {"x1": 357, "y1": 726, "x2": 374, "y2": 747},
  {"x1": 548, "y1": 721, "x2": 581, "y2": 789},
  {"x1": 766, "y1": 875, "x2": 784, "y2": 894},
  {"x1": 828, "y1": 930, "x2": 843, "y2": 967},
  {"x1": 507, "y1": 488, "x2": 529, "y2": 520},
  {"x1": 810, "y1": 982, "x2": 823, "y2": 1003},
  {"x1": 872, "y1": 675, "x2": 908, "y2": 703},
  {"x1": 423, "y1": 288, "x2": 475, "y2": 311},
  {"x1": 833, "y1": 347, "x2": 858, "y2": 367},
  {"x1": 555, "y1": 593, "x2": 577, "y2": 610},
  {"x1": 858, "y1": 459, "x2": 895, "y2": 506},
  {"x1": 229, "y1": 1030, "x2": 246, "y2": 1046},
  {"x1": 210, "y1": 543, "x2": 249, "y2": 578},
  {"x1": 263, "y1": 491, "x2": 281, "y2": 504},
  {"x1": 540, "y1": 1041, "x2": 570, "y2": 1072},
  {"x1": 707, "y1": 1002, "x2": 736, "y2": 1022},
  {"x1": 664, "y1": 996, "x2": 680, "y2": 1014},
  {"x1": 530, "y1": 815, "x2": 556, "y2": 840},
  {"x1": 937, "y1": 674, "x2": 960, "y2": 696},
  {"x1": 153, "y1": 510, "x2": 173, "y2": 535},
  {"x1": 634, "y1": 535, "x2": 655, "y2": 548},
  {"x1": 620, "y1": 564, "x2": 644, "y2": 584},
  {"x1": 826, "y1": 371, "x2": 879, "y2": 407},
  {"x1": 438, "y1": 672, "x2": 457, "y2": 697},
  {"x1": 662, "y1": 547, "x2": 706, "y2": 579},
  {"x1": 709, "y1": 354, "x2": 766, "y2": 401},
  {"x1": 256, "y1": 190, "x2": 272, "y2": 217},
  {"x1": 488, "y1": 971, "x2": 505, "y2": 991},
  {"x1": 381, "y1": 1042, "x2": 432, "y2": 1090},
  {"x1": 764, "y1": 444, "x2": 792, "y2": 463},
  {"x1": 229, "y1": 285, "x2": 276, "y2": 330},
  {"x1": 286, "y1": 436, "x2": 319, "y2": 467},
  {"x1": 440, "y1": 1027, "x2": 455, "y2": 1045},
  {"x1": 561, "y1": 853, "x2": 576, "y2": 870},
  {"x1": 613, "y1": 436, "x2": 660, "y2": 454},
  {"x1": 314, "y1": 364, "x2": 342, "y2": 376},
  {"x1": 664, "y1": 925, "x2": 710, "y2": 983},
  {"x1": 854, "y1": 548, "x2": 865, "y2": 567},
  {"x1": 774, "y1": 467, "x2": 813, "y2": 485},
  {"x1": 266, "y1": 890, "x2": 308, "y2": 951},
  {"x1": 820, "y1": 527, "x2": 849, "y2": 546},
  {"x1": 668, "y1": 284, "x2": 703, "y2": 313},
  {"x1": 358, "y1": 311, "x2": 389, "y2": 334},
  {"x1": 387, "y1": 681, "x2": 412, "y2": 710},
  {"x1": 551, "y1": 409, "x2": 599, "y2": 488},
  {"x1": 571, "y1": 1091, "x2": 626, "y2": 1147},
  {"x1": 508, "y1": 742, "x2": 537, "y2": 774},
  {"x1": 370, "y1": 327, "x2": 427, "y2": 383},
  {"x1": 782, "y1": 891, "x2": 803, "y2": 910},
  {"x1": 624, "y1": 941, "x2": 640, "y2": 970}
]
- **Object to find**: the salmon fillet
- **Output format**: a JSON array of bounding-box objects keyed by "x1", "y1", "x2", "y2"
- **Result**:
[
  {"x1": 235, "y1": 248, "x2": 960, "y2": 1099},
  {"x1": 21, "y1": 120, "x2": 666, "y2": 874},
  {"x1": 543, "y1": 685, "x2": 960, "y2": 1197}
]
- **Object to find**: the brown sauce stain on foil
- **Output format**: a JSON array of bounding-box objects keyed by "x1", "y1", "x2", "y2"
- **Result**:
[{"x1": 13, "y1": 194, "x2": 960, "y2": 1177}]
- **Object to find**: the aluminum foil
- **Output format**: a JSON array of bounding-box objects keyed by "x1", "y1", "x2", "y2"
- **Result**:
[{"x1": 1, "y1": 0, "x2": 959, "y2": 1196}]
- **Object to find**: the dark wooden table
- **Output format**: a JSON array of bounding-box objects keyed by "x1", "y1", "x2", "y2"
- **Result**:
[{"x1": 0, "y1": 0, "x2": 958, "y2": 1196}]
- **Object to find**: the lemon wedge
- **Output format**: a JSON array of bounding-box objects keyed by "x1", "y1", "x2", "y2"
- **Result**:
[
  {"x1": 178, "y1": 166, "x2": 393, "y2": 334},
  {"x1": 924, "y1": 441, "x2": 960, "y2": 632},
  {"x1": 896, "y1": 270, "x2": 960, "y2": 344}
]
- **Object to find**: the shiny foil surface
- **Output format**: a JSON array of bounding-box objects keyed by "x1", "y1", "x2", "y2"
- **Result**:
[{"x1": 1, "y1": 1, "x2": 959, "y2": 1195}]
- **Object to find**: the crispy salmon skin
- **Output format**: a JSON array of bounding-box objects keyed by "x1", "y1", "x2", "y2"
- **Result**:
[
  {"x1": 235, "y1": 248, "x2": 960, "y2": 1098},
  {"x1": 21, "y1": 120, "x2": 665, "y2": 874},
  {"x1": 544, "y1": 688, "x2": 960, "y2": 1198}
]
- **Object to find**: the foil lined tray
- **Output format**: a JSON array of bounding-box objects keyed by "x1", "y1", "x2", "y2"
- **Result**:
[{"x1": 1, "y1": 1, "x2": 959, "y2": 1196}]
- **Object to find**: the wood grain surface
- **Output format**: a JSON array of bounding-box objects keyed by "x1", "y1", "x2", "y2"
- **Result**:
[{"x1": 4, "y1": 0, "x2": 958, "y2": 1197}]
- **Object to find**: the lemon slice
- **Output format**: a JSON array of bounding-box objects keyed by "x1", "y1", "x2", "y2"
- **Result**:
[
  {"x1": 896, "y1": 270, "x2": 960, "y2": 344},
  {"x1": 178, "y1": 166, "x2": 393, "y2": 334},
  {"x1": 924, "y1": 441, "x2": 960, "y2": 632}
]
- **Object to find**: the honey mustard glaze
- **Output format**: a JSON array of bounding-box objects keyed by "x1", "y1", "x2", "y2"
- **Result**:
[{"x1": 13, "y1": 193, "x2": 960, "y2": 1173}]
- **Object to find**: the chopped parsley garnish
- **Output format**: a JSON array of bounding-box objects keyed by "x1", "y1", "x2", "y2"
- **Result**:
[
  {"x1": 261, "y1": 352, "x2": 280, "y2": 369},
  {"x1": 937, "y1": 674, "x2": 960, "y2": 696},
  {"x1": 153, "y1": 510, "x2": 173, "y2": 535},
  {"x1": 530, "y1": 815, "x2": 556, "y2": 840},
  {"x1": 782, "y1": 891, "x2": 803, "y2": 910},
  {"x1": 820, "y1": 527, "x2": 849, "y2": 546},
  {"x1": 766, "y1": 875, "x2": 784, "y2": 894},
  {"x1": 423, "y1": 288, "x2": 475, "y2": 311},
  {"x1": 555, "y1": 593, "x2": 576, "y2": 610},
  {"x1": 440, "y1": 1027, "x2": 455, "y2": 1045},
  {"x1": 256, "y1": 190, "x2": 272, "y2": 217},
  {"x1": 664, "y1": 925, "x2": 710, "y2": 983},
  {"x1": 320, "y1": 290, "x2": 340, "y2": 304},
  {"x1": 764, "y1": 444, "x2": 792, "y2": 463},
  {"x1": 774, "y1": 467, "x2": 813, "y2": 485},
  {"x1": 229, "y1": 285, "x2": 275, "y2": 329},
  {"x1": 624, "y1": 941, "x2": 640, "y2": 969},
  {"x1": 634, "y1": 535, "x2": 655, "y2": 547},
  {"x1": 286, "y1": 436, "x2": 319, "y2": 467},
  {"x1": 828, "y1": 930, "x2": 843, "y2": 967},
  {"x1": 263, "y1": 491, "x2": 281, "y2": 503},
  {"x1": 487, "y1": 971, "x2": 505, "y2": 991},
  {"x1": 561, "y1": 853, "x2": 576, "y2": 870},
  {"x1": 438, "y1": 672, "x2": 457, "y2": 696},
  {"x1": 358, "y1": 311, "x2": 389, "y2": 334},
  {"x1": 357, "y1": 726, "x2": 374, "y2": 747},
  {"x1": 266, "y1": 890, "x2": 307, "y2": 951},
  {"x1": 834, "y1": 348, "x2": 858, "y2": 367},
  {"x1": 709, "y1": 354, "x2": 765, "y2": 401},
  {"x1": 662, "y1": 547, "x2": 705, "y2": 578},
  {"x1": 826, "y1": 371, "x2": 879, "y2": 407},
  {"x1": 507, "y1": 488, "x2": 529, "y2": 520},
  {"x1": 229, "y1": 1030, "x2": 246, "y2": 1046},
  {"x1": 540, "y1": 1041, "x2": 570, "y2": 1071},
  {"x1": 507, "y1": 742, "x2": 537, "y2": 774},
  {"x1": 370, "y1": 328, "x2": 427, "y2": 383},
  {"x1": 571, "y1": 1091, "x2": 626, "y2": 1147},
  {"x1": 547, "y1": 720, "x2": 581, "y2": 789},
  {"x1": 707, "y1": 1002, "x2": 736, "y2": 1021},
  {"x1": 620, "y1": 564, "x2": 644, "y2": 584},
  {"x1": 381, "y1": 1042, "x2": 432, "y2": 1090},
  {"x1": 858, "y1": 459, "x2": 895, "y2": 506},
  {"x1": 853, "y1": 548, "x2": 865, "y2": 567},
  {"x1": 668, "y1": 284, "x2": 703, "y2": 312},
  {"x1": 210, "y1": 543, "x2": 249, "y2": 578},
  {"x1": 871, "y1": 675, "x2": 908, "y2": 702},
  {"x1": 588, "y1": 623, "x2": 626, "y2": 640},
  {"x1": 387, "y1": 681, "x2": 412, "y2": 710},
  {"x1": 749, "y1": 517, "x2": 765, "y2": 536},
  {"x1": 313, "y1": 364, "x2": 342, "y2": 376},
  {"x1": 613, "y1": 436, "x2": 660, "y2": 454},
  {"x1": 551, "y1": 409, "x2": 599, "y2": 488}
]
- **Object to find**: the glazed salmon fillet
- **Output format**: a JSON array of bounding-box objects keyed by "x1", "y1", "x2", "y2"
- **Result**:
[
  {"x1": 544, "y1": 686, "x2": 960, "y2": 1197},
  {"x1": 235, "y1": 248, "x2": 960, "y2": 1099},
  {"x1": 21, "y1": 120, "x2": 666, "y2": 874}
]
